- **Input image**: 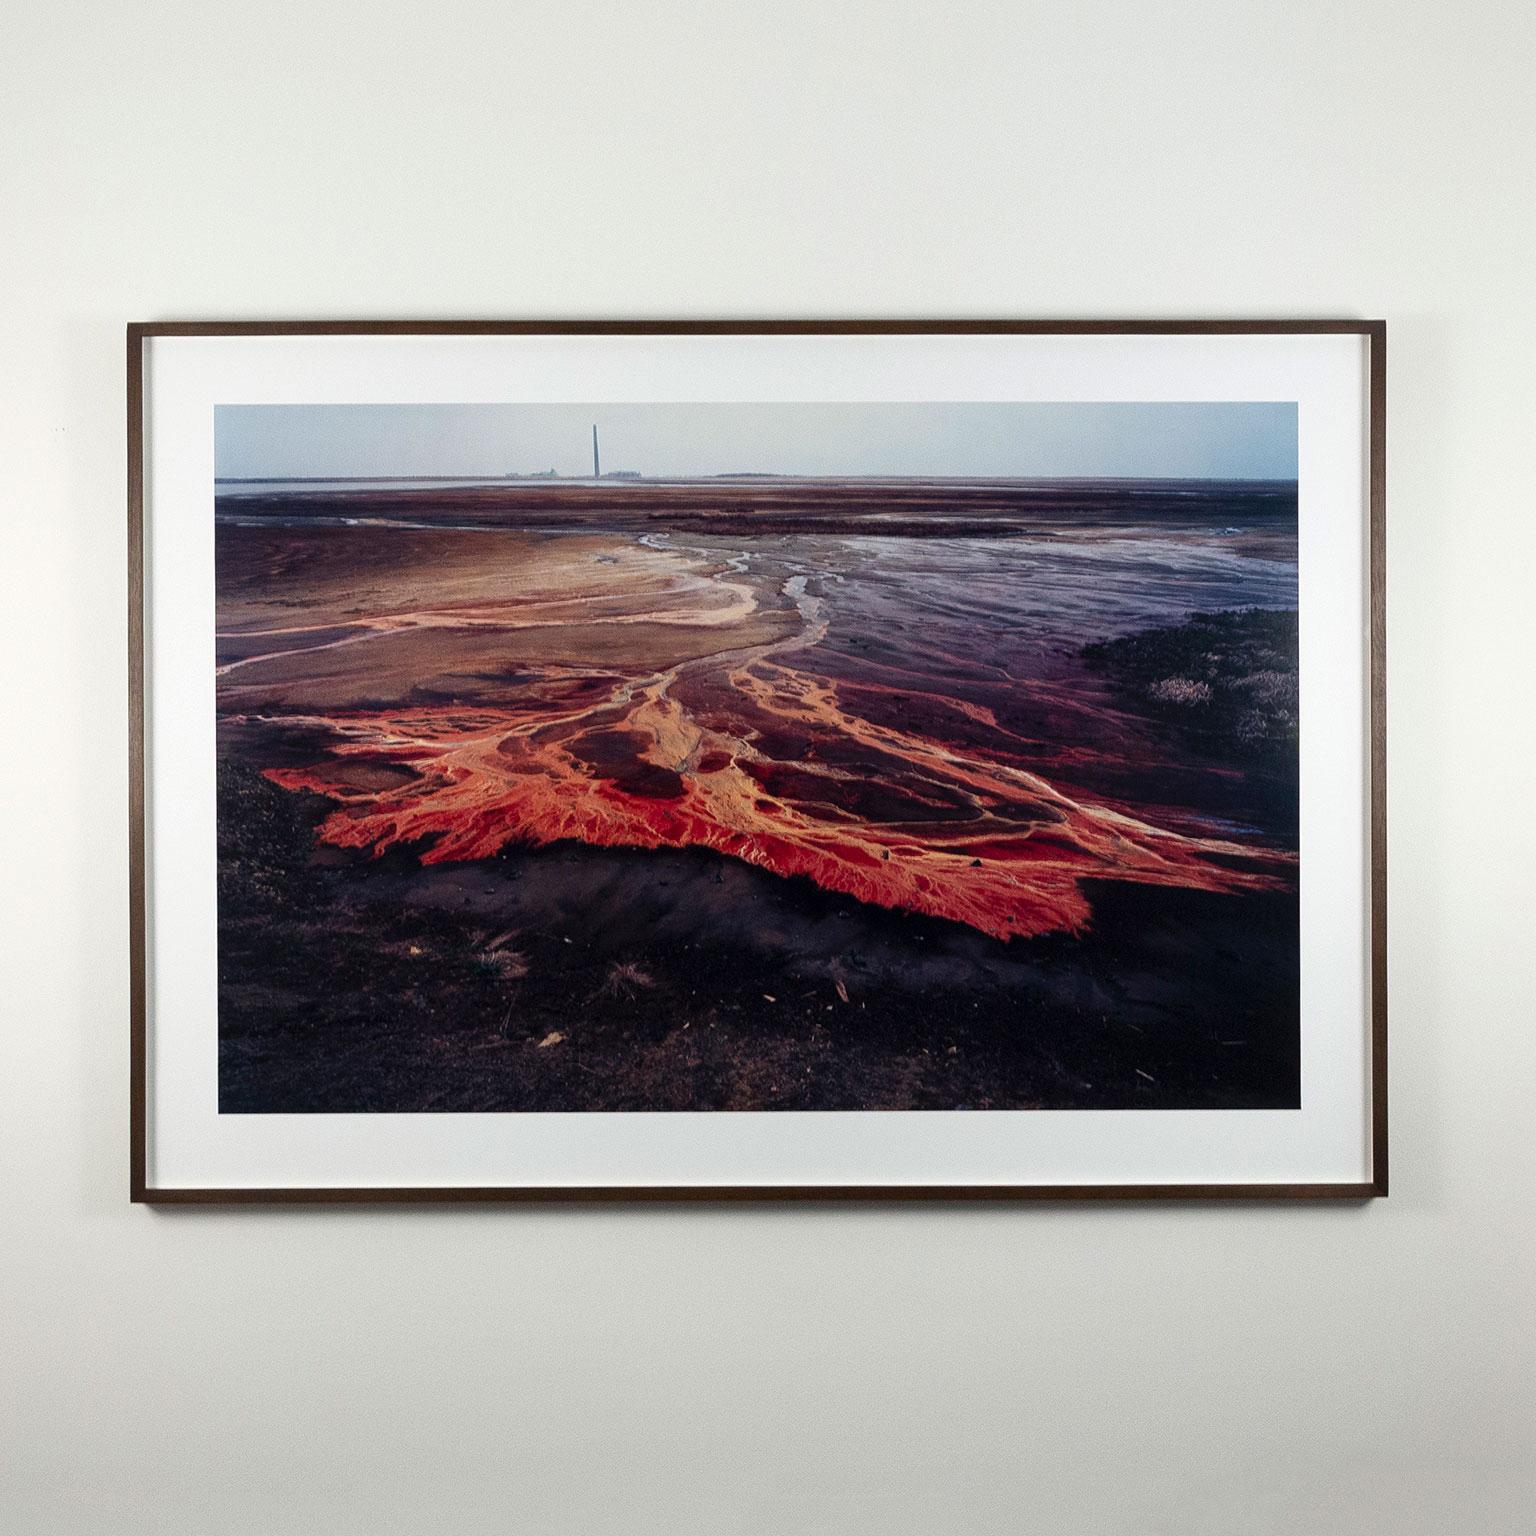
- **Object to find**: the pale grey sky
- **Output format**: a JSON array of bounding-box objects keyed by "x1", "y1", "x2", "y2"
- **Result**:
[{"x1": 215, "y1": 401, "x2": 1298, "y2": 481}]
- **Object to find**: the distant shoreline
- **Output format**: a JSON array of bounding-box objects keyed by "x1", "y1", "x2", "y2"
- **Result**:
[
  {"x1": 214, "y1": 476, "x2": 1298, "y2": 540},
  {"x1": 217, "y1": 472, "x2": 1300, "y2": 488}
]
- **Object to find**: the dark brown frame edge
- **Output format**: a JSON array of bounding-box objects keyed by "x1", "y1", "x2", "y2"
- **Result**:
[{"x1": 128, "y1": 318, "x2": 1387, "y2": 1206}]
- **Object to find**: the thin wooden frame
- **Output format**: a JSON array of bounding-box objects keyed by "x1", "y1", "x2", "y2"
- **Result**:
[{"x1": 129, "y1": 318, "x2": 1386, "y2": 1204}]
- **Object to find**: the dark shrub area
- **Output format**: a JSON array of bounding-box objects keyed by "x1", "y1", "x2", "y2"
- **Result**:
[{"x1": 1082, "y1": 608, "x2": 1299, "y2": 764}]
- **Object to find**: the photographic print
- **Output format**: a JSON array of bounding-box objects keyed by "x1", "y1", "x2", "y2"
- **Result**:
[
  {"x1": 215, "y1": 400, "x2": 1302, "y2": 1114},
  {"x1": 131, "y1": 323, "x2": 1383, "y2": 1198}
]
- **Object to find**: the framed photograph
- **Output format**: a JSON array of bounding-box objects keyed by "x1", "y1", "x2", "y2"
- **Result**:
[{"x1": 129, "y1": 320, "x2": 1385, "y2": 1202}]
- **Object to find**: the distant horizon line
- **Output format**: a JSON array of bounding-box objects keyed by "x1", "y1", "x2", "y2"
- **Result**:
[{"x1": 215, "y1": 471, "x2": 1301, "y2": 485}]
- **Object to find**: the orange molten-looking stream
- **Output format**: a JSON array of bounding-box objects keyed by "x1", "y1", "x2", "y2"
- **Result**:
[{"x1": 257, "y1": 675, "x2": 1289, "y2": 945}]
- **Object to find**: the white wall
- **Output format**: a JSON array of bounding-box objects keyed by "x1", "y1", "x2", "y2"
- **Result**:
[{"x1": 2, "y1": 3, "x2": 1532, "y2": 1531}]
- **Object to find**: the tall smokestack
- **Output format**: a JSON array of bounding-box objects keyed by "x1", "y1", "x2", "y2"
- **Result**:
[{"x1": 592, "y1": 423, "x2": 600, "y2": 479}]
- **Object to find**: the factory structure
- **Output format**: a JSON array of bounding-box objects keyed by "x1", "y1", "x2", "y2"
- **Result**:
[
  {"x1": 592, "y1": 423, "x2": 640, "y2": 479},
  {"x1": 507, "y1": 423, "x2": 639, "y2": 480}
]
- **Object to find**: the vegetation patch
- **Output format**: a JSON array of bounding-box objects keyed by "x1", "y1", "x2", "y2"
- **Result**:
[{"x1": 1082, "y1": 608, "x2": 1298, "y2": 764}]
